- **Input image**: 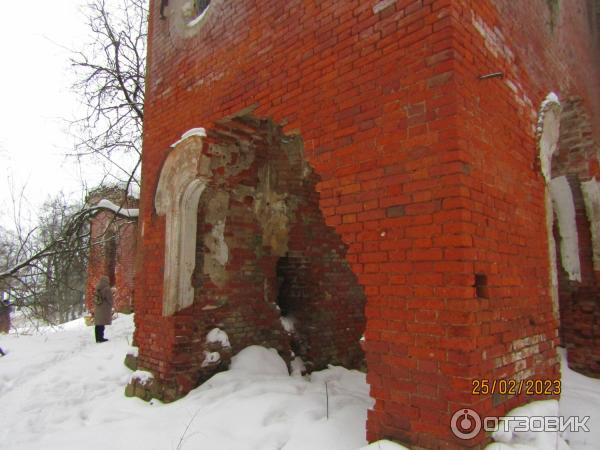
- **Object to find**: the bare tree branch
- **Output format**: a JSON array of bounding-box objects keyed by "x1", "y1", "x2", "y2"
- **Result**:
[{"x1": 70, "y1": 0, "x2": 147, "y2": 187}]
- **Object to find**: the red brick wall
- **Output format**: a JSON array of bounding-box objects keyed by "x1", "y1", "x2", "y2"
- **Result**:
[
  {"x1": 142, "y1": 117, "x2": 366, "y2": 396},
  {"x1": 137, "y1": 0, "x2": 600, "y2": 448},
  {"x1": 86, "y1": 211, "x2": 138, "y2": 314}
]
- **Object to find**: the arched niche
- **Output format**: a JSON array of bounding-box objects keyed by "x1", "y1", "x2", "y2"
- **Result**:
[{"x1": 155, "y1": 128, "x2": 210, "y2": 316}]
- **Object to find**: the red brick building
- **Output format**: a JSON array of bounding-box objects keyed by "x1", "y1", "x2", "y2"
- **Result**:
[
  {"x1": 85, "y1": 187, "x2": 139, "y2": 314},
  {"x1": 130, "y1": 0, "x2": 600, "y2": 448}
]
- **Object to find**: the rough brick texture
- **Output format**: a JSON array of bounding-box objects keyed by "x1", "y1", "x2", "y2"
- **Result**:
[
  {"x1": 85, "y1": 188, "x2": 138, "y2": 314},
  {"x1": 136, "y1": 0, "x2": 600, "y2": 448},
  {"x1": 134, "y1": 117, "x2": 366, "y2": 398}
]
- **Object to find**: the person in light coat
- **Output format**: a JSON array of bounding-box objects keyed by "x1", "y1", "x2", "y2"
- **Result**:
[{"x1": 94, "y1": 276, "x2": 113, "y2": 343}]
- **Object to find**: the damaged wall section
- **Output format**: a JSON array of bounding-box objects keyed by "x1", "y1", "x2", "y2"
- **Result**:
[
  {"x1": 85, "y1": 187, "x2": 138, "y2": 314},
  {"x1": 132, "y1": 116, "x2": 366, "y2": 400}
]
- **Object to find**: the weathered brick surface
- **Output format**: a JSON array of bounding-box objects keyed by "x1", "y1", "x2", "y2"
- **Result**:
[
  {"x1": 136, "y1": 0, "x2": 600, "y2": 448},
  {"x1": 85, "y1": 189, "x2": 138, "y2": 314}
]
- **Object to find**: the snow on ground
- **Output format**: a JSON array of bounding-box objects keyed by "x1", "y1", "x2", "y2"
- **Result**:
[
  {"x1": 1, "y1": 315, "x2": 598, "y2": 450},
  {"x1": 0, "y1": 315, "x2": 374, "y2": 450},
  {"x1": 486, "y1": 349, "x2": 600, "y2": 450}
]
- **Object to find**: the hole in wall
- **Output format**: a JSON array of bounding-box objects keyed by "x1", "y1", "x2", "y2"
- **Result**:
[{"x1": 474, "y1": 273, "x2": 489, "y2": 299}]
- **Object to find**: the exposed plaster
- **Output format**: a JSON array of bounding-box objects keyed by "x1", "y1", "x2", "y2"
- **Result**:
[
  {"x1": 155, "y1": 134, "x2": 209, "y2": 316},
  {"x1": 550, "y1": 176, "x2": 582, "y2": 282},
  {"x1": 538, "y1": 93, "x2": 562, "y2": 319},
  {"x1": 581, "y1": 177, "x2": 600, "y2": 270}
]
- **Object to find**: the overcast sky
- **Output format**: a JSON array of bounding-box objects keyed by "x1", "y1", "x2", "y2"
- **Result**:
[{"x1": 0, "y1": 1, "x2": 105, "y2": 229}]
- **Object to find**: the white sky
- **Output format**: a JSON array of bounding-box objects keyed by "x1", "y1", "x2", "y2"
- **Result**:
[{"x1": 0, "y1": 1, "x2": 106, "y2": 229}]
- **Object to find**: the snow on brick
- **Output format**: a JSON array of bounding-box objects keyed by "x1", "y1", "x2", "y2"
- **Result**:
[
  {"x1": 95, "y1": 199, "x2": 139, "y2": 218},
  {"x1": 581, "y1": 177, "x2": 600, "y2": 271},
  {"x1": 550, "y1": 176, "x2": 582, "y2": 282},
  {"x1": 126, "y1": 346, "x2": 139, "y2": 357},
  {"x1": 206, "y1": 328, "x2": 230, "y2": 347},
  {"x1": 129, "y1": 370, "x2": 154, "y2": 386},
  {"x1": 201, "y1": 351, "x2": 221, "y2": 367},
  {"x1": 170, "y1": 127, "x2": 207, "y2": 148},
  {"x1": 280, "y1": 316, "x2": 295, "y2": 333}
]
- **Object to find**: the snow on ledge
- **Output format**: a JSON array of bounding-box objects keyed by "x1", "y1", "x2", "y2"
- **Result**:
[
  {"x1": 581, "y1": 177, "x2": 600, "y2": 271},
  {"x1": 550, "y1": 176, "x2": 582, "y2": 282},
  {"x1": 170, "y1": 127, "x2": 207, "y2": 148},
  {"x1": 126, "y1": 346, "x2": 139, "y2": 357},
  {"x1": 129, "y1": 370, "x2": 154, "y2": 386},
  {"x1": 206, "y1": 328, "x2": 230, "y2": 348},
  {"x1": 95, "y1": 199, "x2": 139, "y2": 218}
]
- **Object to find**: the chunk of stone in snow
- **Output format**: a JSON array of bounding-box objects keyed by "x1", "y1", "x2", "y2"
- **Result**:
[
  {"x1": 94, "y1": 199, "x2": 139, "y2": 218},
  {"x1": 130, "y1": 370, "x2": 154, "y2": 386},
  {"x1": 550, "y1": 176, "x2": 582, "y2": 282},
  {"x1": 206, "y1": 328, "x2": 230, "y2": 347},
  {"x1": 126, "y1": 346, "x2": 139, "y2": 357},
  {"x1": 230, "y1": 346, "x2": 289, "y2": 376},
  {"x1": 280, "y1": 316, "x2": 295, "y2": 333},
  {"x1": 201, "y1": 351, "x2": 221, "y2": 368},
  {"x1": 291, "y1": 356, "x2": 305, "y2": 376}
]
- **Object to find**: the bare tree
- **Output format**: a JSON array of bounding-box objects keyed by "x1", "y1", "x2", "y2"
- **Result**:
[
  {"x1": 0, "y1": 192, "x2": 138, "y2": 327},
  {"x1": 0, "y1": 195, "x2": 92, "y2": 327},
  {"x1": 70, "y1": 0, "x2": 148, "y2": 190}
]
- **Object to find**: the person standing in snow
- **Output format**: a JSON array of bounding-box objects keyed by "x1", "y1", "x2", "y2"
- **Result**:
[{"x1": 94, "y1": 276, "x2": 113, "y2": 343}]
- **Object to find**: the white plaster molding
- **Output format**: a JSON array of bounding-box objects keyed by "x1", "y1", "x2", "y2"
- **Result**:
[
  {"x1": 537, "y1": 92, "x2": 562, "y2": 319},
  {"x1": 537, "y1": 93, "x2": 561, "y2": 183},
  {"x1": 155, "y1": 133, "x2": 209, "y2": 316},
  {"x1": 550, "y1": 176, "x2": 582, "y2": 282},
  {"x1": 581, "y1": 177, "x2": 600, "y2": 271}
]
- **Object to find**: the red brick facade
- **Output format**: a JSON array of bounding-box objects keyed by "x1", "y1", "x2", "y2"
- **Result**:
[
  {"x1": 85, "y1": 189, "x2": 138, "y2": 315},
  {"x1": 133, "y1": 0, "x2": 600, "y2": 448}
]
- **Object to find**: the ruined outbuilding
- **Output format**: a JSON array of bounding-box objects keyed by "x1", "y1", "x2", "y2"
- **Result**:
[
  {"x1": 130, "y1": 0, "x2": 600, "y2": 448},
  {"x1": 85, "y1": 187, "x2": 139, "y2": 314}
]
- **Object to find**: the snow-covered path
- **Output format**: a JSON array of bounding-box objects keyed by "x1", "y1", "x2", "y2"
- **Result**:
[{"x1": 0, "y1": 315, "x2": 374, "y2": 450}]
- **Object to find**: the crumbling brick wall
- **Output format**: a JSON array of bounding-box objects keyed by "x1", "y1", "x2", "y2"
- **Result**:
[
  {"x1": 85, "y1": 188, "x2": 138, "y2": 314},
  {"x1": 132, "y1": 116, "x2": 366, "y2": 398},
  {"x1": 136, "y1": 0, "x2": 600, "y2": 448}
]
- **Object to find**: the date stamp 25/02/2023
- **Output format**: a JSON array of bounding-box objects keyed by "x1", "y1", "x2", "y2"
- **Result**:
[{"x1": 472, "y1": 379, "x2": 561, "y2": 396}]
